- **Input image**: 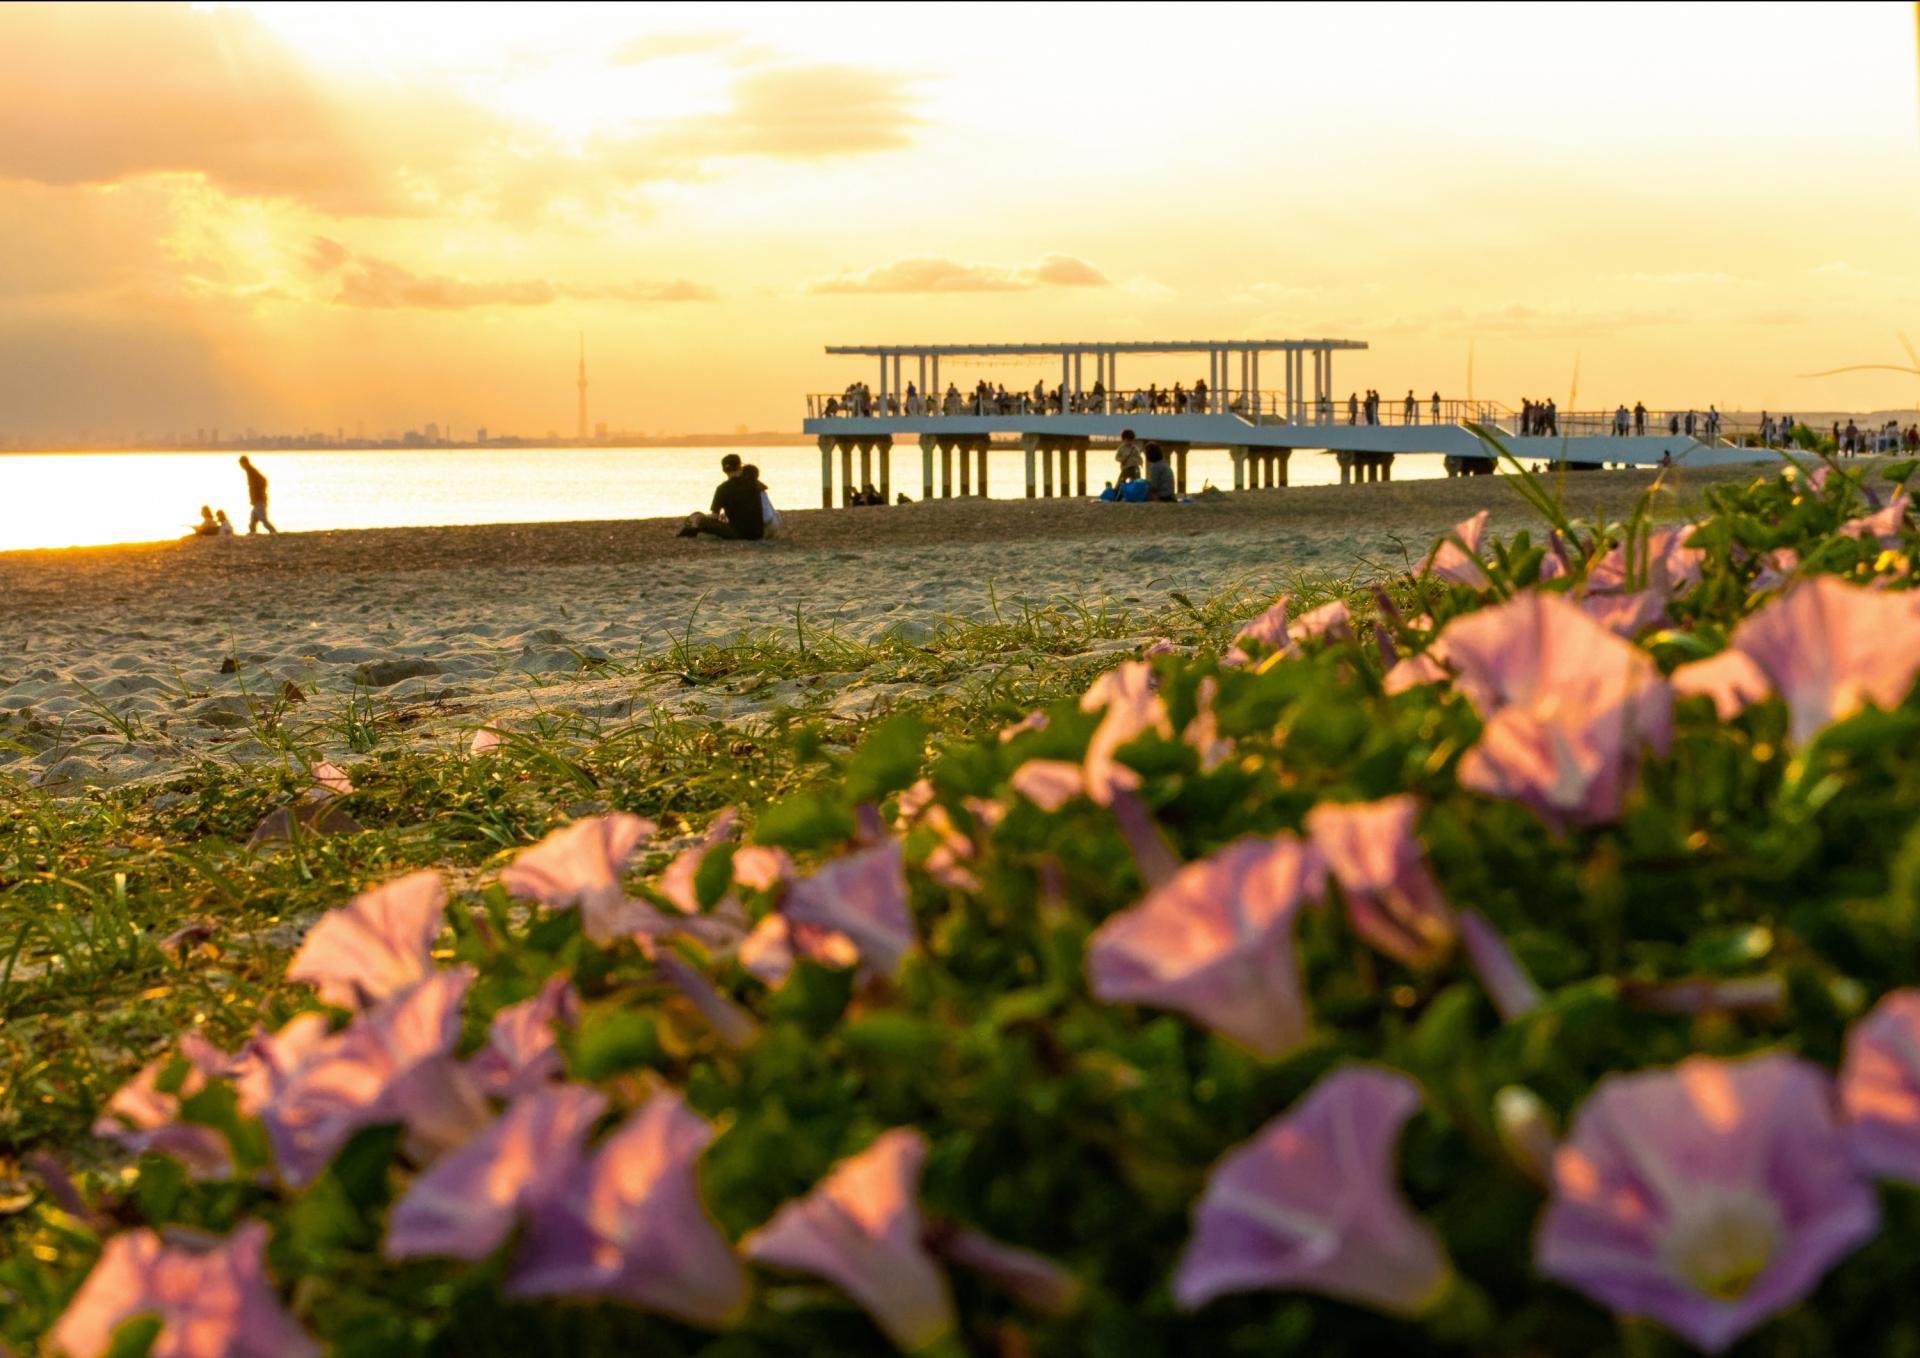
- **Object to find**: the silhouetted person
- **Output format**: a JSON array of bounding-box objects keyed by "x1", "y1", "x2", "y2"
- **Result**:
[
  {"x1": 238, "y1": 456, "x2": 276, "y2": 534},
  {"x1": 190, "y1": 505, "x2": 218, "y2": 537},
  {"x1": 678, "y1": 452, "x2": 764, "y2": 540},
  {"x1": 1144, "y1": 442, "x2": 1176, "y2": 501}
]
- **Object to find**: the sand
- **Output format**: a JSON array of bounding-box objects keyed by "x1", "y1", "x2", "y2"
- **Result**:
[{"x1": 0, "y1": 467, "x2": 1764, "y2": 788}]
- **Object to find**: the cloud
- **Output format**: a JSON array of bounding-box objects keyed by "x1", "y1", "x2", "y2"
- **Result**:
[
  {"x1": 1609, "y1": 271, "x2": 1739, "y2": 287},
  {"x1": 612, "y1": 31, "x2": 748, "y2": 64},
  {"x1": 307, "y1": 238, "x2": 714, "y2": 310},
  {"x1": 810, "y1": 254, "x2": 1110, "y2": 295},
  {"x1": 620, "y1": 66, "x2": 924, "y2": 168},
  {"x1": 0, "y1": 4, "x2": 503, "y2": 217}
]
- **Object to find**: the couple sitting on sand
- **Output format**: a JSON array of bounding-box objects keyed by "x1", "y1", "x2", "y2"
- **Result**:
[
  {"x1": 1103, "y1": 430, "x2": 1178, "y2": 502},
  {"x1": 678, "y1": 453, "x2": 783, "y2": 541},
  {"x1": 188, "y1": 506, "x2": 236, "y2": 537}
]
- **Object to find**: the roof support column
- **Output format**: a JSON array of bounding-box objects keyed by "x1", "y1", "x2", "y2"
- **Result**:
[
  {"x1": 1060, "y1": 354, "x2": 1069, "y2": 414},
  {"x1": 1251, "y1": 351, "x2": 1261, "y2": 421},
  {"x1": 918, "y1": 355, "x2": 927, "y2": 404},
  {"x1": 1283, "y1": 348, "x2": 1294, "y2": 423}
]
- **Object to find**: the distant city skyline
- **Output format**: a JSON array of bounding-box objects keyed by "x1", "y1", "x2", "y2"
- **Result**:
[{"x1": 2, "y1": 2, "x2": 1919, "y2": 443}]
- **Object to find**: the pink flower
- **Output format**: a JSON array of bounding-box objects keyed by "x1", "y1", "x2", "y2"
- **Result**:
[
  {"x1": 737, "y1": 914, "x2": 861, "y2": 986},
  {"x1": 1009, "y1": 758, "x2": 1087, "y2": 811},
  {"x1": 1672, "y1": 648, "x2": 1772, "y2": 720},
  {"x1": 255, "y1": 968, "x2": 475, "y2": 1186},
  {"x1": 92, "y1": 1034, "x2": 237, "y2": 1180},
  {"x1": 1086, "y1": 835, "x2": 1326, "y2": 1059},
  {"x1": 1305, "y1": 796, "x2": 1455, "y2": 968},
  {"x1": 1839, "y1": 989, "x2": 1920, "y2": 1184},
  {"x1": 743, "y1": 1129, "x2": 956, "y2": 1353},
  {"x1": 997, "y1": 710, "x2": 1049, "y2": 742},
  {"x1": 1537, "y1": 1054, "x2": 1878, "y2": 1354},
  {"x1": 1383, "y1": 650, "x2": 1450, "y2": 695},
  {"x1": 1080, "y1": 661, "x2": 1168, "y2": 804},
  {"x1": 1750, "y1": 548, "x2": 1799, "y2": 593},
  {"x1": 1442, "y1": 591, "x2": 1672, "y2": 829},
  {"x1": 1586, "y1": 525, "x2": 1704, "y2": 600},
  {"x1": 1223, "y1": 597, "x2": 1352, "y2": 668},
  {"x1": 286, "y1": 869, "x2": 445, "y2": 1010},
  {"x1": 48, "y1": 1221, "x2": 318, "y2": 1358},
  {"x1": 1182, "y1": 677, "x2": 1235, "y2": 771},
  {"x1": 732, "y1": 844, "x2": 792, "y2": 892},
  {"x1": 1459, "y1": 910, "x2": 1542, "y2": 1020},
  {"x1": 781, "y1": 841, "x2": 915, "y2": 979},
  {"x1": 1683, "y1": 576, "x2": 1920, "y2": 745},
  {"x1": 501, "y1": 812, "x2": 657, "y2": 946},
  {"x1": 311, "y1": 760, "x2": 353, "y2": 796},
  {"x1": 1841, "y1": 491, "x2": 1910, "y2": 548},
  {"x1": 468, "y1": 975, "x2": 580, "y2": 1097},
  {"x1": 469, "y1": 726, "x2": 502, "y2": 755},
  {"x1": 1577, "y1": 589, "x2": 1671, "y2": 638},
  {"x1": 1174, "y1": 1065, "x2": 1451, "y2": 1316},
  {"x1": 386, "y1": 1083, "x2": 608, "y2": 1261},
  {"x1": 1421, "y1": 509, "x2": 1493, "y2": 589},
  {"x1": 509, "y1": 1089, "x2": 749, "y2": 1330}
]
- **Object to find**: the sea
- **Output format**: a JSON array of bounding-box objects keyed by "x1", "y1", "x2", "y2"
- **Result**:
[{"x1": 0, "y1": 444, "x2": 1455, "y2": 553}]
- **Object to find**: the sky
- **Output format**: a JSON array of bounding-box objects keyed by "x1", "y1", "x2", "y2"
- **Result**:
[{"x1": 2, "y1": 0, "x2": 1918, "y2": 442}]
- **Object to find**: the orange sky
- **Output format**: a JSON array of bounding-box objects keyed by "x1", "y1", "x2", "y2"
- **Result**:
[{"x1": 2, "y1": 0, "x2": 1919, "y2": 441}]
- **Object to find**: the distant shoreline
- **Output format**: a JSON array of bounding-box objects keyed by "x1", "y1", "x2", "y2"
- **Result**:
[{"x1": 0, "y1": 434, "x2": 812, "y2": 455}]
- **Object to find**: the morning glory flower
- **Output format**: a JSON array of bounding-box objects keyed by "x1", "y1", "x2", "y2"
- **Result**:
[
  {"x1": 255, "y1": 968, "x2": 475, "y2": 1186},
  {"x1": 1442, "y1": 591, "x2": 1672, "y2": 829},
  {"x1": 1536, "y1": 1054, "x2": 1878, "y2": 1354},
  {"x1": 509, "y1": 1088, "x2": 749, "y2": 1330},
  {"x1": 501, "y1": 812, "x2": 657, "y2": 945},
  {"x1": 466, "y1": 974, "x2": 580, "y2": 1098},
  {"x1": 743, "y1": 1128, "x2": 956, "y2": 1354},
  {"x1": 1839, "y1": 988, "x2": 1920, "y2": 1185},
  {"x1": 93, "y1": 1033, "x2": 239, "y2": 1180},
  {"x1": 1305, "y1": 795, "x2": 1455, "y2": 968},
  {"x1": 781, "y1": 840, "x2": 915, "y2": 979},
  {"x1": 1671, "y1": 576, "x2": 1920, "y2": 745},
  {"x1": 48, "y1": 1220, "x2": 317, "y2": 1358},
  {"x1": 1421, "y1": 509, "x2": 1493, "y2": 589},
  {"x1": 286, "y1": 869, "x2": 445, "y2": 1010},
  {"x1": 386, "y1": 1083, "x2": 608, "y2": 1261},
  {"x1": 1086, "y1": 834, "x2": 1326, "y2": 1059},
  {"x1": 1173, "y1": 1065, "x2": 1451, "y2": 1316}
]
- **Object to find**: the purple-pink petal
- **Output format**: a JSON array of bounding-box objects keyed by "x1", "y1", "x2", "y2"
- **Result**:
[
  {"x1": 1839, "y1": 988, "x2": 1920, "y2": 1184},
  {"x1": 1305, "y1": 796, "x2": 1455, "y2": 968},
  {"x1": 92, "y1": 1033, "x2": 236, "y2": 1180},
  {"x1": 1086, "y1": 834, "x2": 1325, "y2": 1059},
  {"x1": 508, "y1": 1089, "x2": 749, "y2": 1330},
  {"x1": 1458, "y1": 909, "x2": 1543, "y2": 1020},
  {"x1": 1536, "y1": 1054, "x2": 1878, "y2": 1354},
  {"x1": 386, "y1": 1084, "x2": 608, "y2": 1261},
  {"x1": 781, "y1": 841, "x2": 915, "y2": 979},
  {"x1": 928, "y1": 1223, "x2": 1083, "y2": 1316},
  {"x1": 501, "y1": 813, "x2": 657, "y2": 946},
  {"x1": 1174, "y1": 1065, "x2": 1451, "y2": 1316},
  {"x1": 1421, "y1": 510, "x2": 1493, "y2": 589},
  {"x1": 743, "y1": 1128, "x2": 956, "y2": 1353},
  {"x1": 47, "y1": 1221, "x2": 318, "y2": 1358},
  {"x1": 256, "y1": 968, "x2": 474, "y2": 1186},
  {"x1": 286, "y1": 869, "x2": 445, "y2": 1010},
  {"x1": 468, "y1": 975, "x2": 580, "y2": 1098}
]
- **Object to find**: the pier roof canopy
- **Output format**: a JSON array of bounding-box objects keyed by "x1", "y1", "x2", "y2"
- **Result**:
[{"x1": 825, "y1": 339, "x2": 1368, "y2": 357}]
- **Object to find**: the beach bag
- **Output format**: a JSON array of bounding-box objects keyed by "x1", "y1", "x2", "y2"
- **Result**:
[{"x1": 1118, "y1": 479, "x2": 1150, "y2": 503}]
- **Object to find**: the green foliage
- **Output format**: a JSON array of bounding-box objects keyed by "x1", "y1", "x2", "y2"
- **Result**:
[{"x1": 4, "y1": 458, "x2": 1919, "y2": 1356}]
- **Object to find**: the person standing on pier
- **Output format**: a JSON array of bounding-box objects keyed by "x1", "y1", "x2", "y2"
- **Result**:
[
  {"x1": 1633, "y1": 402, "x2": 1647, "y2": 436},
  {"x1": 1348, "y1": 392, "x2": 1359, "y2": 425},
  {"x1": 1405, "y1": 390, "x2": 1417, "y2": 424},
  {"x1": 1431, "y1": 391, "x2": 1442, "y2": 423},
  {"x1": 1614, "y1": 404, "x2": 1629, "y2": 437}
]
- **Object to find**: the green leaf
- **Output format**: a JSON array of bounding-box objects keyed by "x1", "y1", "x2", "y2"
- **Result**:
[
  {"x1": 694, "y1": 843, "x2": 736, "y2": 909},
  {"x1": 102, "y1": 1315, "x2": 163, "y2": 1358},
  {"x1": 843, "y1": 713, "x2": 929, "y2": 805},
  {"x1": 570, "y1": 1007, "x2": 661, "y2": 1081},
  {"x1": 754, "y1": 792, "x2": 855, "y2": 850}
]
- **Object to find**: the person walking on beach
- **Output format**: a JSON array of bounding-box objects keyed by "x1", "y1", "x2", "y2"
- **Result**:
[{"x1": 237, "y1": 456, "x2": 277, "y2": 534}]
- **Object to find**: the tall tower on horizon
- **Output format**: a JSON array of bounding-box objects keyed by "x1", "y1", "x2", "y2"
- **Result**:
[{"x1": 576, "y1": 333, "x2": 588, "y2": 442}]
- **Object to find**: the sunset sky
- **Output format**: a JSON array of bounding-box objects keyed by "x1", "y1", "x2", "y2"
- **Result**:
[{"x1": 3, "y1": 1, "x2": 1918, "y2": 441}]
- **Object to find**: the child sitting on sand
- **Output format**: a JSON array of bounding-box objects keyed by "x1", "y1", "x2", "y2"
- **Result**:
[
  {"x1": 189, "y1": 506, "x2": 219, "y2": 537},
  {"x1": 215, "y1": 509, "x2": 236, "y2": 535}
]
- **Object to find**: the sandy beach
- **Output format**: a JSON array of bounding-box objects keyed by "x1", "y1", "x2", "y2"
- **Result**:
[{"x1": 0, "y1": 466, "x2": 1766, "y2": 788}]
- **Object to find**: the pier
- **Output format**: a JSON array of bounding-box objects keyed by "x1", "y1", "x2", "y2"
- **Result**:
[{"x1": 800, "y1": 338, "x2": 1780, "y2": 506}]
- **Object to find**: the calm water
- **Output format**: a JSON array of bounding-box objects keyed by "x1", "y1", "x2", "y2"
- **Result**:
[{"x1": 0, "y1": 444, "x2": 1450, "y2": 552}]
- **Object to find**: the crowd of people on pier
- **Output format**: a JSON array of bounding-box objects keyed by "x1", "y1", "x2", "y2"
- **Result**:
[
  {"x1": 825, "y1": 378, "x2": 1239, "y2": 418},
  {"x1": 1834, "y1": 418, "x2": 1920, "y2": 455}
]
